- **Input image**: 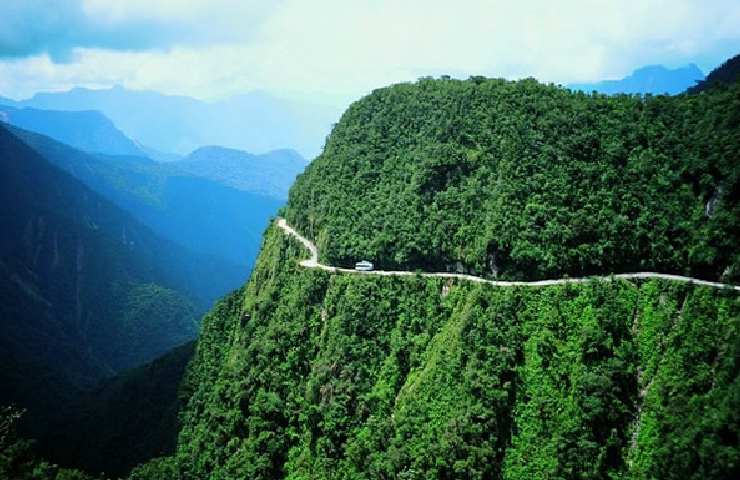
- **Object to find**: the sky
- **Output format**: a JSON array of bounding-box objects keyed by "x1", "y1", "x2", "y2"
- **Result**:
[{"x1": 1, "y1": 0, "x2": 739, "y2": 106}]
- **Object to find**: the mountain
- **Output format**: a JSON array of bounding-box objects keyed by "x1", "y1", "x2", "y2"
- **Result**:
[
  {"x1": 569, "y1": 63, "x2": 705, "y2": 95},
  {"x1": 132, "y1": 71, "x2": 740, "y2": 479},
  {"x1": 285, "y1": 79, "x2": 740, "y2": 279},
  {"x1": 11, "y1": 85, "x2": 343, "y2": 158},
  {"x1": 9, "y1": 125, "x2": 283, "y2": 269},
  {"x1": 687, "y1": 53, "x2": 740, "y2": 93},
  {"x1": 0, "y1": 123, "x2": 204, "y2": 388},
  {"x1": 286, "y1": 76, "x2": 739, "y2": 282},
  {"x1": 177, "y1": 146, "x2": 307, "y2": 199},
  {"x1": 139, "y1": 144, "x2": 183, "y2": 163},
  {"x1": 0, "y1": 122, "x2": 262, "y2": 477},
  {"x1": 0, "y1": 103, "x2": 145, "y2": 156}
]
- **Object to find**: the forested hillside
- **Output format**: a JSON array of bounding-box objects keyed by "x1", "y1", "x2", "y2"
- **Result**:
[
  {"x1": 687, "y1": 53, "x2": 740, "y2": 93},
  {"x1": 39, "y1": 342, "x2": 195, "y2": 478},
  {"x1": 285, "y1": 77, "x2": 739, "y2": 282},
  {"x1": 1, "y1": 343, "x2": 194, "y2": 480},
  {"x1": 133, "y1": 224, "x2": 739, "y2": 479}
]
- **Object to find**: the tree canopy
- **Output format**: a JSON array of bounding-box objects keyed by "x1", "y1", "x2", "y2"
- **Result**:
[{"x1": 285, "y1": 77, "x2": 740, "y2": 282}]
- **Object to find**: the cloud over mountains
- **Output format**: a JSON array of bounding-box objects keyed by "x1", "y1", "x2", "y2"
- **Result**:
[
  {"x1": 1, "y1": 1, "x2": 739, "y2": 103},
  {"x1": 0, "y1": 0, "x2": 276, "y2": 62}
]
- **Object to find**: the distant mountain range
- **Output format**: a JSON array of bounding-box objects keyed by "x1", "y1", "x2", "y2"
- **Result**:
[
  {"x1": 0, "y1": 123, "x2": 228, "y2": 390},
  {"x1": 568, "y1": 64, "x2": 705, "y2": 95},
  {"x1": 1, "y1": 85, "x2": 342, "y2": 158},
  {"x1": 9, "y1": 125, "x2": 283, "y2": 270},
  {"x1": 0, "y1": 104, "x2": 145, "y2": 156}
]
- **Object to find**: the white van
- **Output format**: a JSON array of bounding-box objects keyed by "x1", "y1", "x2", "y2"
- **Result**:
[{"x1": 355, "y1": 260, "x2": 374, "y2": 271}]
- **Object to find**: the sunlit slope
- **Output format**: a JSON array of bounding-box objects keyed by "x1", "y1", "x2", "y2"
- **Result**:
[{"x1": 144, "y1": 225, "x2": 739, "y2": 479}]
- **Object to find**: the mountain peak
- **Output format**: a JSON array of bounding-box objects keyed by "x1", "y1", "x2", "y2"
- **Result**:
[{"x1": 569, "y1": 63, "x2": 705, "y2": 95}]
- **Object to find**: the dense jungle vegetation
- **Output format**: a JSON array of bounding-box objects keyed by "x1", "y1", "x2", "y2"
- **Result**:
[
  {"x1": 132, "y1": 225, "x2": 739, "y2": 479},
  {"x1": 285, "y1": 76, "x2": 740, "y2": 281}
]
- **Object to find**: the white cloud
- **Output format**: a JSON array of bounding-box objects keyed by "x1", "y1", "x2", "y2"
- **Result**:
[{"x1": 1, "y1": 0, "x2": 739, "y2": 104}]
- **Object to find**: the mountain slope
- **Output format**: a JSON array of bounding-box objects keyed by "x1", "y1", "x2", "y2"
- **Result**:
[
  {"x1": 134, "y1": 69, "x2": 740, "y2": 479},
  {"x1": 0, "y1": 124, "x2": 206, "y2": 388},
  {"x1": 38, "y1": 342, "x2": 195, "y2": 478},
  {"x1": 136, "y1": 223, "x2": 739, "y2": 480},
  {"x1": 687, "y1": 53, "x2": 740, "y2": 93},
  {"x1": 178, "y1": 146, "x2": 306, "y2": 199},
  {"x1": 0, "y1": 122, "x2": 262, "y2": 477},
  {"x1": 569, "y1": 64, "x2": 704, "y2": 94},
  {"x1": 0, "y1": 104, "x2": 145, "y2": 156},
  {"x1": 9, "y1": 125, "x2": 281, "y2": 270},
  {"x1": 285, "y1": 77, "x2": 740, "y2": 282}
]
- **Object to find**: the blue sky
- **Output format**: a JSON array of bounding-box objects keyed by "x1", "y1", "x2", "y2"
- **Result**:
[{"x1": 1, "y1": 0, "x2": 739, "y2": 105}]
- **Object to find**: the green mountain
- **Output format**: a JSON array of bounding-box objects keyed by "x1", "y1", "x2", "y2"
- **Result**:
[
  {"x1": 133, "y1": 71, "x2": 740, "y2": 479},
  {"x1": 39, "y1": 342, "x2": 195, "y2": 478},
  {"x1": 0, "y1": 104, "x2": 145, "y2": 156},
  {"x1": 285, "y1": 77, "x2": 739, "y2": 282},
  {"x1": 687, "y1": 53, "x2": 740, "y2": 94},
  {"x1": 178, "y1": 146, "x2": 306, "y2": 199},
  {"x1": 1, "y1": 343, "x2": 194, "y2": 480}
]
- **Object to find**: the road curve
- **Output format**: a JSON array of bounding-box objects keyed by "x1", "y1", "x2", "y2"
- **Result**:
[{"x1": 276, "y1": 218, "x2": 740, "y2": 292}]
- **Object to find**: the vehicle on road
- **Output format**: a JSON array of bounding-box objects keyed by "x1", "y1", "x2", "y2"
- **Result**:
[{"x1": 355, "y1": 260, "x2": 374, "y2": 271}]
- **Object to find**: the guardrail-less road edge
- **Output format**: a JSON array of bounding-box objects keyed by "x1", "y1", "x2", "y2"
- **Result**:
[{"x1": 276, "y1": 218, "x2": 740, "y2": 291}]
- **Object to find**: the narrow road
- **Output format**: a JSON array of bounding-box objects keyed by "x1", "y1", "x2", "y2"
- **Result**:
[{"x1": 276, "y1": 218, "x2": 740, "y2": 291}]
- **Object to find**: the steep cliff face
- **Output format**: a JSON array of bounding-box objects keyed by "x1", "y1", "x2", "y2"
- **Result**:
[{"x1": 132, "y1": 226, "x2": 738, "y2": 480}]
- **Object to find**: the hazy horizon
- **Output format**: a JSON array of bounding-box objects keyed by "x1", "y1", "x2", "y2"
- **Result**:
[{"x1": 1, "y1": 1, "x2": 739, "y2": 108}]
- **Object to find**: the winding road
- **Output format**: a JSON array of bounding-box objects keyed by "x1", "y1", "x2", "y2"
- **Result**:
[{"x1": 276, "y1": 218, "x2": 740, "y2": 291}]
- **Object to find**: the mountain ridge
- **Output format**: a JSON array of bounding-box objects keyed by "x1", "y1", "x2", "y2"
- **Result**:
[
  {"x1": 9, "y1": 85, "x2": 342, "y2": 158},
  {"x1": 568, "y1": 63, "x2": 705, "y2": 94},
  {"x1": 0, "y1": 103, "x2": 146, "y2": 156},
  {"x1": 0, "y1": 122, "x2": 205, "y2": 386},
  {"x1": 178, "y1": 145, "x2": 306, "y2": 199},
  {"x1": 8, "y1": 124, "x2": 281, "y2": 271}
]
